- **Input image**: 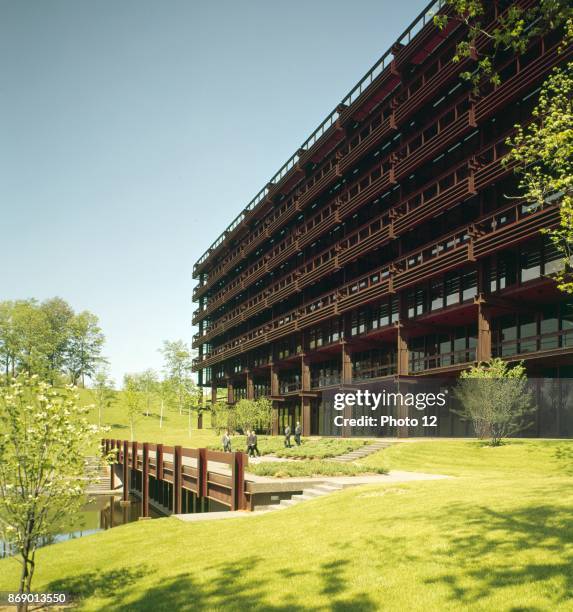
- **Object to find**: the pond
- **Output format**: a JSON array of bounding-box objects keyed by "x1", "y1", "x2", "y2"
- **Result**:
[{"x1": 0, "y1": 494, "x2": 164, "y2": 557}]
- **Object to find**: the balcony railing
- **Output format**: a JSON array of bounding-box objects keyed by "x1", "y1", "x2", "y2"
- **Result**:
[
  {"x1": 353, "y1": 363, "x2": 397, "y2": 382},
  {"x1": 193, "y1": 198, "x2": 559, "y2": 370},
  {"x1": 410, "y1": 347, "x2": 476, "y2": 372},
  {"x1": 193, "y1": 0, "x2": 449, "y2": 277},
  {"x1": 311, "y1": 374, "x2": 342, "y2": 389},
  {"x1": 493, "y1": 329, "x2": 573, "y2": 359}
]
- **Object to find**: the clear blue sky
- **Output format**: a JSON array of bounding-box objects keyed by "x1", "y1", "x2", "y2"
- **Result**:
[{"x1": 0, "y1": 0, "x2": 428, "y2": 386}]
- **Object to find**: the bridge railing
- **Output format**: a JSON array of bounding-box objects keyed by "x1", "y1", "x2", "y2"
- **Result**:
[{"x1": 102, "y1": 439, "x2": 248, "y2": 517}]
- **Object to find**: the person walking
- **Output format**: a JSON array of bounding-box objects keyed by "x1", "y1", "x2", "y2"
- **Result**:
[
  {"x1": 284, "y1": 424, "x2": 292, "y2": 448},
  {"x1": 294, "y1": 421, "x2": 302, "y2": 446},
  {"x1": 246, "y1": 429, "x2": 253, "y2": 457},
  {"x1": 222, "y1": 429, "x2": 232, "y2": 452},
  {"x1": 250, "y1": 430, "x2": 261, "y2": 457}
]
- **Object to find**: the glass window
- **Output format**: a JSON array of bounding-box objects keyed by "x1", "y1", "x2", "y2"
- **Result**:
[
  {"x1": 520, "y1": 243, "x2": 541, "y2": 283},
  {"x1": 445, "y1": 272, "x2": 460, "y2": 306},
  {"x1": 540, "y1": 305, "x2": 559, "y2": 350},
  {"x1": 462, "y1": 269, "x2": 477, "y2": 301},
  {"x1": 500, "y1": 314, "x2": 517, "y2": 356},
  {"x1": 519, "y1": 314, "x2": 537, "y2": 353},
  {"x1": 431, "y1": 279, "x2": 444, "y2": 311}
]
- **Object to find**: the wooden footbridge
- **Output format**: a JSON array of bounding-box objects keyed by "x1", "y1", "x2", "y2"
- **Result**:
[{"x1": 103, "y1": 439, "x2": 248, "y2": 517}]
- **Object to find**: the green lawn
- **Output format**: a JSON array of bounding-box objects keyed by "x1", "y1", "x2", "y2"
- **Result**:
[
  {"x1": 247, "y1": 459, "x2": 386, "y2": 478},
  {"x1": 2, "y1": 439, "x2": 572, "y2": 610}
]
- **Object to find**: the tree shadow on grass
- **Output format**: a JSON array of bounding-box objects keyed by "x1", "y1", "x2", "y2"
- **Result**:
[
  {"x1": 53, "y1": 555, "x2": 377, "y2": 611},
  {"x1": 424, "y1": 502, "x2": 573, "y2": 606},
  {"x1": 47, "y1": 566, "x2": 149, "y2": 606}
]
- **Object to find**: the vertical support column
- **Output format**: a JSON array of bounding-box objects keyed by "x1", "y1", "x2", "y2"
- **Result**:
[
  {"x1": 142, "y1": 442, "x2": 149, "y2": 518},
  {"x1": 270, "y1": 365, "x2": 279, "y2": 396},
  {"x1": 396, "y1": 323, "x2": 409, "y2": 377},
  {"x1": 231, "y1": 451, "x2": 246, "y2": 510},
  {"x1": 156, "y1": 444, "x2": 164, "y2": 481},
  {"x1": 341, "y1": 343, "x2": 352, "y2": 385},
  {"x1": 301, "y1": 356, "x2": 310, "y2": 392},
  {"x1": 301, "y1": 397, "x2": 311, "y2": 436},
  {"x1": 246, "y1": 371, "x2": 254, "y2": 400},
  {"x1": 198, "y1": 448, "x2": 208, "y2": 510},
  {"x1": 109, "y1": 440, "x2": 115, "y2": 490},
  {"x1": 122, "y1": 440, "x2": 129, "y2": 502},
  {"x1": 226, "y1": 379, "x2": 234, "y2": 405},
  {"x1": 211, "y1": 385, "x2": 217, "y2": 406},
  {"x1": 173, "y1": 445, "x2": 182, "y2": 515},
  {"x1": 271, "y1": 401, "x2": 279, "y2": 435},
  {"x1": 476, "y1": 296, "x2": 492, "y2": 362}
]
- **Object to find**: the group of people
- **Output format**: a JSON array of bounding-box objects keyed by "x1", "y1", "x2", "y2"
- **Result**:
[
  {"x1": 221, "y1": 428, "x2": 260, "y2": 457},
  {"x1": 283, "y1": 421, "x2": 302, "y2": 448},
  {"x1": 221, "y1": 421, "x2": 304, "y2": 455}
]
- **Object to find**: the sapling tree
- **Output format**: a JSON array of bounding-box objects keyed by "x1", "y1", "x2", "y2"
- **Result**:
[
  {"x1": 123, "y1": 374, "x2": 143, "y2": 441},
  {"x1": 91, "y1": 366, "x2": 115, "y2": 427},
  {"x1": 0, "y1": 375, "x2": 106, "y2": 606},
  {"x1": 454, "y1": 358, "x2": 533, "y2": 446}
]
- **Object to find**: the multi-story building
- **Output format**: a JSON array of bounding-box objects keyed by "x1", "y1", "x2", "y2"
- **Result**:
[{"x1": 192, "y1": 0, "x2": 573, "y2": 437}]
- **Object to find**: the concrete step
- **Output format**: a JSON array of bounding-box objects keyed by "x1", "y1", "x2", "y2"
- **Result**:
[{"x1": 279, "y1": 498, "x2": 300, "y2": 507}]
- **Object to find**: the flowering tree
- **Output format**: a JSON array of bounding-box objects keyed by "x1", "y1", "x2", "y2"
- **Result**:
[{"x1": 0, "y1": 375, "x2": 106, "y2": 604}]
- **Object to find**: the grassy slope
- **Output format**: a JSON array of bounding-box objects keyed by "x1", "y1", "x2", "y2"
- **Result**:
[{"x1": 2, "y1": 439, "x2": 573, "y2": 611}]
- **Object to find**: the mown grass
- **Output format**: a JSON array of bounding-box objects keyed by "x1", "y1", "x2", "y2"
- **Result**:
[
  {"x1": 2, "y1": 439, "x2": 572, "y2": 610},
  {"x1": 246, "y1": 459, "x2": 386, "y2": 478}
]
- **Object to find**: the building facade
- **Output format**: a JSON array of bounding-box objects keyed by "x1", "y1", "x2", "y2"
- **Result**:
[{"x1": 192, "y1": 0, "x2": 573, "y2": 437}]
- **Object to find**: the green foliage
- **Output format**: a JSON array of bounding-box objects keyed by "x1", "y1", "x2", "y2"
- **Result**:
[
  {"x1": 210, "y1": 401, "x2": 236, "y2": 434},
  {"x1": 435, "y1": 0, "x2": 573, "y2": 92},
  {"x1": 274, "y1": 438, "x2": 367, "y2": 459},
  {"x1": 0, "y1": 375, "x2": 106, "y2": 596},
  {"x1": 505, "y1": 62, "x2": 573, "y2": 293},
  {"x1": 455, "y1": 358, "x2": 533, "y2": 445},
  {"x1": 91, "y1": 366, "x2": 115, "y2": 427},
  {"x1": 122, "y1": 374, "x2": 143, "y2": 441},
  {"x1": 247, "y1": 459, "x2": 387, "y2": 478},
  {"x1": 233, "y1": 398, "x2": 272, "y2": 434},
  {"x1": 159, "y1": 340, "x2": 197, "y2": 416},
  {"x1": 0, "y1": 298, "x2": 105, "y2": 386}
]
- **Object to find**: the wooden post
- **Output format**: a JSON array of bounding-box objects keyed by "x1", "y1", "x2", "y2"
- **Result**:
[
  {"x1": 199, "y1": 448, "x2": 208, "y2": 499},
  {"x1": 227, "y1": 380, "x2": 234, "y2": 405},
  {"x1": 156, "y1": 444, "x2": 164, "y2": 481},
  {"x1": 197, "y1": 411, "x2": 203, "y2": 429},
  {"x1": 122, "y1": 440, "x2": 129, "y2": 502},
  {"x1": 142, "y1": 442, "x2": 149, "y2": 518},
  {"x1": 301, "y1": 356, "x2": 310, "y2": 392},
  {"x1": 211, "y1": 385, "x2": 217, "y2": 406},
  {"x1": 270, "y1": 364, "x2": 279, "y2": 396},
  {"x1": 173, "y1": 446, "x2": 182, "y2": 514},
  {"x1": 109, "y1": 440, "x2": 115, "y2": 490},
  {"x1": 231, "y1": 451, "x2": 246, "y2": 510},
  {"x1": 476, "y1": 295, "x2": 492, "y2": 362}
]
